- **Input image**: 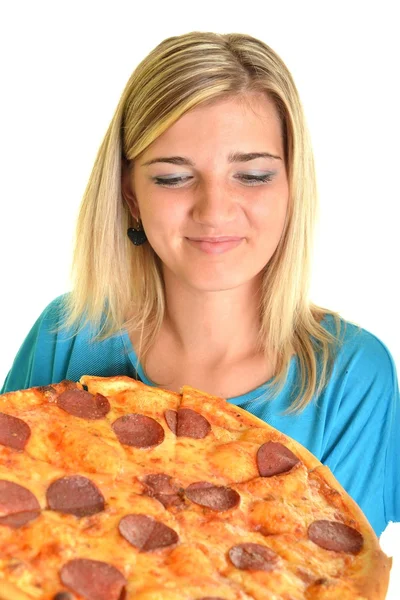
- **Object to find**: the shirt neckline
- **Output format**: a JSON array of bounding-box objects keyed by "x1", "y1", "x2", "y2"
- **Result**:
[{"x1": 120, "y1": 329, "x2": 296, "y2": 405}]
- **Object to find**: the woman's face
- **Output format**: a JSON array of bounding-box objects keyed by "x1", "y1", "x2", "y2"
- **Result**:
[{"x1": 122, "y1": 92, "x2": 289, "y2": 293}]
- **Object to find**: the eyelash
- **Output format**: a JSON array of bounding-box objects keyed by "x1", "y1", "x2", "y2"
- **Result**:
[{"x1": 152, "y1": 174, "x2": 274, "y2": 188}]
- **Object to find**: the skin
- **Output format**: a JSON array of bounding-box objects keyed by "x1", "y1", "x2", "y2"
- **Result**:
[{"x1": 121, "y1": 92, "x2": 290, "y2": 397}]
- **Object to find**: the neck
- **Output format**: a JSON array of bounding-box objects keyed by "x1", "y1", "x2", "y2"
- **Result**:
[{"x1": 161, "y1": 267, "x2": 264, "y2": 367}]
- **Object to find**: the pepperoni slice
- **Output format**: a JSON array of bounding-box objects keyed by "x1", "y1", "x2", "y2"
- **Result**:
[
  {"x1": 164, "y1": 408, "x2": 211, "y2": 439},
  {"x1": 52, "y1": 593, "x2": 74, "y2": 600},
  {"x1": 0, "y1": 480, "x2": 41, "y2": 528},
  {"x1": 164, "y1": 409, "x2": 178, "y2": 434},
  {"x1": 46, "y1": 475, "x2": 105, "y2": 517},
  {"x1": 228, "y1": 543, "x2": 278, "y2": 571},
  {"x1": 257, "y1": 441, "x2": 300, "y2": 477},
  {"x1": 60, "y1": 558, "x2": 126, "y2": 600},
  {"x1": 112, "y1": 414, "x2": 165, "y2": 448},
  {"x1": 119, "y1": 514, "x2": 179, "y2": 551},
  {"x1": 0, "y1": 412, "x2": 31, "y2": 450},
  {"x1": 142, "y1": 474, "x2": 184, "y2": 508},
  {"x1": 149, "y1": 492, "x2": 183, "y2": 509},
  {"x1": 57, "y1": 389, "x2": 110, "y2": 420},
  {"x1": 308, "y1": 520, "x2": 364, "y2": 554},
  {"x1": 185, "y1": 482, "x2": 240, "y2": 511},
  {"x1": 177, "y1": 408, "x2": 211, "y2": 438},
  {"x1": 142, "y1": 474, "x2": 178, "y2": 495}
]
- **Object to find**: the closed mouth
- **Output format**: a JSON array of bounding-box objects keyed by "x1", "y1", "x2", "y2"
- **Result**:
[{"x1": 186, "y1": 237, "x2": 242, "y2": 242}]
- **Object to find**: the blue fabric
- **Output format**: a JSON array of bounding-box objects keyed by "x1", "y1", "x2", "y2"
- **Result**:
[{"x1": 1, "y1": 293, "x2": 399, "y2": 537}]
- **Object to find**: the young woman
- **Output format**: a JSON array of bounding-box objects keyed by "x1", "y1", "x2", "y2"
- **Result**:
[{"x1": 1, "y1": 31, "x2": 398, "y2": 538}]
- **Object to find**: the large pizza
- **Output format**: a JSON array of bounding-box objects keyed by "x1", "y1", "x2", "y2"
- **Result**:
[{"x1": 0, "y1": 375, "x2": 392, "y2": 599}]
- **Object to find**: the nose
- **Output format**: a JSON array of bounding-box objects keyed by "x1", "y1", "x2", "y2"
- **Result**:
[{"x1": 191, "y1": 181, "x2": 237, "y2": 227}]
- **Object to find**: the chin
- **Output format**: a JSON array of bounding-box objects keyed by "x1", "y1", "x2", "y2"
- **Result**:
[
  {"x1": 162, "y1": 258, "x2": 266, "y2": 293},
  {"x1": 182, "y1": 272, "x2": 256, "y2": 293}
]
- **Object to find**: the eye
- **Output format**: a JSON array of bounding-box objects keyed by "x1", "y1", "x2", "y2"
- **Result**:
[
  {"x1": 235, "y1": 173, "x2": 275, "y2": 186},
  {"x1": 152, "y1": 173, "x2": 275, "y2": 188},
  {"x1": 152, "y1": 176, "x2": 192, "y2": 187}
]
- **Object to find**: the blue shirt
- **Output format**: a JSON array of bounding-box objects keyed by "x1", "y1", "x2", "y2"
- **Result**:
[{"x1": 1, "y1": 293, "x2": 399, "y2": 537}]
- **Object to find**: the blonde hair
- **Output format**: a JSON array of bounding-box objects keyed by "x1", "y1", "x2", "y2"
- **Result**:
[{"x1": 56, "y1": 31, "x2": 357, "y2": 412}]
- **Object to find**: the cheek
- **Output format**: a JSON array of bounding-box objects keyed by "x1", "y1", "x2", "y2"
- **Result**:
[
  {"x1": 252, "y1": 194, "x2": 288, "y2": 235},
  {"x1": 139, "y1": 199, "x2": 188, "y2": 261},
  {"x1": 140, "y1": 197, "x2": 187, "y2": 234}
]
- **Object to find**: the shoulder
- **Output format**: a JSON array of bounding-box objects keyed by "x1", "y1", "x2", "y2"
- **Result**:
[
  {"x1": 37, "y1": 292, "x2": 99, "y2": 339},
  {"x1": 321, "y1": 313, "x2": 397, "y2": 384},
  {"x1": 25, "y1": 293, "x2": 73, "y2": 343},
  {"x1": 36, "y1": 292, "x2": 71, "y2": 324},
  {"x1": 18, "y1": 292, "x2": 100, "y2": 357},
  {"x1": 316, "y1": 314, "x2": 398, "y2": 422}
]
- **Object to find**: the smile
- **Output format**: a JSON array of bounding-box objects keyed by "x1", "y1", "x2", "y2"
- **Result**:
[{"x1": 185, "y1": 237, "x2": 243, "y2": 255}]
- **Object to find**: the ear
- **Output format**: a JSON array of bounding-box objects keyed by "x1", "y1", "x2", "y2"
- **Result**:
[{"x1": 121, "y1": 159, "x2": 139, "y2": 219}]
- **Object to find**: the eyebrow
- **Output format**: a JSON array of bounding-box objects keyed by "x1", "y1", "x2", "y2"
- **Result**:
[{"x1": 141, "y1": 151, "x2": 282, "y2": 167}]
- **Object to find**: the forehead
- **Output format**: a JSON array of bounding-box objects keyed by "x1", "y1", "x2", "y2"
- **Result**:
[{"x1": 143, "y1": 93, "x2": 283, "y2": 158}]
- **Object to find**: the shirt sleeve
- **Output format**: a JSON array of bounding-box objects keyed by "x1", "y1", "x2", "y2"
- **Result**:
[
  {"x1": 0, "y1": 295, "x2": 67, "y2": 394},
  {"x1": 383, "y1": 353, "x2": 400, "y2": 525},
  {"x1": 320, "y1": 327, "x2": 400, "y2": 537}
]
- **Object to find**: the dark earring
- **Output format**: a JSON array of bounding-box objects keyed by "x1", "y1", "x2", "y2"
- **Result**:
[{"x1": 127, "y1": 219, "x2": 147, "y2": 246}]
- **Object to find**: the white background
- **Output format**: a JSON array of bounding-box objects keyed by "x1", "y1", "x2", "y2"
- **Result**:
[{"x1": 0, "y1": 0, "x2": 399, "y2": 596}]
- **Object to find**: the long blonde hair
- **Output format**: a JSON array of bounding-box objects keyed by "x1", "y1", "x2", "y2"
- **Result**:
[{"x1": 56, "y1": 30, "x2": 356, "y2": 412}]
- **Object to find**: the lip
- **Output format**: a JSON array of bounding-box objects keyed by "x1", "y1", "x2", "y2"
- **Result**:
[
  {"x1": 185, "y1": 236, "x2": 244, "y2": 255},
  {"x1": 186, "y1": 236, "x2": 242, "y2": 242}
]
